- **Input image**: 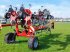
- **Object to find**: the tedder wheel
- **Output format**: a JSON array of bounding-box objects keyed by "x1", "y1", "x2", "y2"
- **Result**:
[
  {"x1": 4, "y1": 33, "x2": 16, "y2": 43},
  {"x1": 28, "y1": 37, "x2": 39, "y2": 49}
]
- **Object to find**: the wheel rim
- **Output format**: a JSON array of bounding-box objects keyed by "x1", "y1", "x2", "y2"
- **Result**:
[{"x1": 34, "y1": 40, "x2": 38, "y2": 48}]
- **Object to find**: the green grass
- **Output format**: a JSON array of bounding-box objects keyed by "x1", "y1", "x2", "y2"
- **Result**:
[{"x1": 0, "y1": 22, "x2": 70, "y2": 52}]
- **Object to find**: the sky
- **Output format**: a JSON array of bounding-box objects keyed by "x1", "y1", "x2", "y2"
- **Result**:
[{"x1": 0, "y1": 0, "x2": 70, "y2": 18}]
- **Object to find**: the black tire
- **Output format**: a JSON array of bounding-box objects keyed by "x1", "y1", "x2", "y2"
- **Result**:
[
  {"x1": 4, "y1": 33, "x2": 16, "y2": 43},
  {"x1": 28, "y1": 37, "x2": 39, "y2": 49}
]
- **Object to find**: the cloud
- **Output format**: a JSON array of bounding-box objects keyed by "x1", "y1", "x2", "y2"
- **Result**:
[
  {"x1": 0, "y1": 0, "x2": 10, "y2": 3},
  {"x1": 0, "y1": 0, "x2": 70, "y2": 18},
  {"x1": 45, "y1": 3, "x2": 70, "y2": 18},
  {"x1": 31, "y1": 0, "x2": 70, "y2": 18},
  {"x1": 0, "y1": 5, "x2": 7, "y2": 17},
  {"x1": 0, "y1": 5, "x2": 6, "y2": 9}
]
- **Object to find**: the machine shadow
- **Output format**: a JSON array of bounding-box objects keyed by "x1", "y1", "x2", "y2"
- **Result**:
[
  {"x1": 38, "y1": 33, "x2": 70, "y2": 51},
  {"x1": 57, "y1": 34, "x2": 70, "y2": 50},
  {"x1": 38, "y1": 33, "x2": 62, "y2": 50},
  {"x1": 14, "y1": 40, "x2": 28, "y2": 44}
]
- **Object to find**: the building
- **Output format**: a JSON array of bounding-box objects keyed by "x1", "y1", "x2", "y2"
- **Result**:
[{"x1": 54, "y1": 18, "x2": 70, "y2": 22}]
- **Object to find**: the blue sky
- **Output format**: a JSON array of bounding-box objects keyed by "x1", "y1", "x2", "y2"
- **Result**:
[{"x1": 0, "y1": 0, "x2": 70, "y2": 18}]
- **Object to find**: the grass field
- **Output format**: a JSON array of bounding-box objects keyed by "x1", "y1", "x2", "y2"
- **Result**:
[{"x1": 0, "y1": 22, "x2": 70, "y2": 52}]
